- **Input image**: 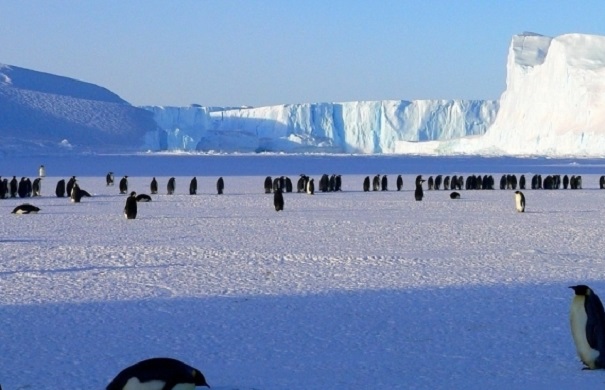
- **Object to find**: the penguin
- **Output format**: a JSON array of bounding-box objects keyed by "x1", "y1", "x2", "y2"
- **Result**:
[
  {"x1": 38, "y1": 165, "x2": 46, "y2": 177},
  {"x1": 11, "y1": 204, "x2": 40, "y2": 214},
  {"x1": 434, "y1": 175, "x2": 442, "y2": 190},
  {"x1": 285, "y1": 177, "x2": 293, "y2": 193},
  {"x1": 306, "y1": 178, "x2": 315, "y2": 195},
  {"x1": 106, "y1": 357, "x2": 209, "y2": 390},
  {"x1": 381, "y1": 175, "x2": 388, "y2": 191},
  {"x1": 563, "y1": 174, "x2": 570, "y2": 190},
  {"x1": 32, "y1": 178, "x2": 42, "y2": 197},
  {"x1": 329, "y1": 174, "x2": 336, "y2": 192},
  {"x1": 414, "y1": 175, "x2": 425, "y2": 201},
  {"x1": 372, "y1": 175, "x2": 381, "y2": 191},
  {"x1": 0, "y1": 177, "x2": 6, "y2": 199},
  {"x1": 519, "y1": 175, "x2": 526, "y2": 190},
  {"x1": 119, "y1": 176, "x2": 129, "y2": 194},
  {"x1": 9, "y1": 176, "x2": 17, "y2": 197},
  {"x1": 55, "y1": 179, "x2": 66, "y2": 197},
  {"x1": 264, "y1": 176, "x2": 273, "y2": 193},
  {"x1": 66, "y1": 176, "x2": 76, "y2": 197},
  {"x1": 363, "y1": 176, "x2": 370, "y2": 192},
  {"x1": 106, "y1": 172, "x2": 114, "y2": 186},
  {"x1": 450, "y1": 191, "x2": 460, "y2": 199},
  {"x1": 167, "y1": 177, "x2": 176, "y2": 195},
  {"x1": 514, "y1": 190, "x2": 525, "y2": 212},
  {"x1": 319, "y1": 174, "x2": 329, "y2": 192},
  {"x1": 396, "y1": 175, "x2": 403, "y2": 191},
  {"x1": 18, "y1": 177, "x2": 28, "y2": 198},
  {"x1": 189, "y1": 177, "x2": 198, "y2": 195},
  {"x1": 334, "y1": 175, "x2": 342, "y2": 192},
  {"x1": 272, "y1": 177, "x2": 281, "y2": 193},
  {"x1": 150, "y1": 177, "x2": 158, "y2": 194},
  {"x1": 136, "y1": 194, "x2": 152, "y2": 202},
  {"x1": 71, "y1": 183, "x2": 83, "y2": 203},
  {"x1": 427, "y1": 176, "x2": 434, "y2": 190},
  {"x1": 124, "y1": 192, "x2": 138, "y2": 219},
  {"x1": 216, "y1": 177, "x2": 224, "y2": 195},
  {"x1": 274, "y1": 187, "x2": 284, "y2": 211},
  {"x1": 297, "y1": 175, "x2": 306, "y2": 193},
  {"x1": 443, "y1": 176, "x2": 450, "y2": 191},
  {"x1": 569, "y1": 285, "x2": 605, "y2": 369}
]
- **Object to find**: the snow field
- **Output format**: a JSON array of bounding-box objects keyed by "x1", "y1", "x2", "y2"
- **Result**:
[{"x1": 1, "y1": 169, "x2": 605, "y2": 389}]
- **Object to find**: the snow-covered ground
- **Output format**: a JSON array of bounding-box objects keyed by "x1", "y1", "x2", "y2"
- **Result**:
[{"x1": 1, "y1": 154, "x2": 605, "y2": 389}]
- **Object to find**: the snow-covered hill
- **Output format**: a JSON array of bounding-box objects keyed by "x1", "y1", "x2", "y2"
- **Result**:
[{"x1": 0, "y1": 64, "x2": 158, "y2": 154}]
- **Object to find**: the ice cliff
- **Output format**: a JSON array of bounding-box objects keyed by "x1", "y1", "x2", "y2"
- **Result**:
[{"x1": 145, "y1": 32, "x2": 605, "y2": 156}]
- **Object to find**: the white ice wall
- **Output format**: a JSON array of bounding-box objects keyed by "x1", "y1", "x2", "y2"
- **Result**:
[{"x1": 144, "y1": 99, "x2": 498, "y2": 154}]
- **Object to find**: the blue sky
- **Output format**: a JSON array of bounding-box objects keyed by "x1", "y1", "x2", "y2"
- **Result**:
[{"x1": 1, "y1": 1, "x2": 604, "y2": 107}]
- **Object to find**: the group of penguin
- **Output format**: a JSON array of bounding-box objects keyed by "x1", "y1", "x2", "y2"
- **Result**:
[
  {"x1": 7, "y1": 169, "x2": 590, "y2": 216},
  {"x1": 105, "y1": 173, "x2": 226, "y2": 220}
]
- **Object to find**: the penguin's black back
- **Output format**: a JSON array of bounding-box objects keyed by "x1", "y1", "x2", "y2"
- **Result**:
[
  {"x1": 124, "y1": 192, "x2": 138, "y2": 219},
  {"x1": 274, "y1": 188, "x2": 284, "y2": 211},
  {"x1": 217, "y1": 177, "x2": 224, "y2": 195},
  {"x1": 106, "y1": 357, "x2": 209, "y2": 390}
]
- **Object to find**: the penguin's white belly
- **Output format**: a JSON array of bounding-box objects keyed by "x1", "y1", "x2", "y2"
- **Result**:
[
  {"x1": 515, "y1": 193, "x2": 524, "y2": 212},
  {"x1": 123, "y1": 378, "x2": 195, "y2": 390},
  {"x1": 570, "y1": 296, "x2": 600, "y2": 368}
]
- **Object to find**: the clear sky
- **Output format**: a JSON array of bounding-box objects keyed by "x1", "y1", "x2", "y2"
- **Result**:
[{"x1": 1, "y1": 1, "x2": 604, "y2": 108}]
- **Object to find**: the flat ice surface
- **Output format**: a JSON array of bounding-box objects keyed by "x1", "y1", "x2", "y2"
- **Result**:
[{"x1": 1, "y1": 154, "x2": 605, "y2": 389}]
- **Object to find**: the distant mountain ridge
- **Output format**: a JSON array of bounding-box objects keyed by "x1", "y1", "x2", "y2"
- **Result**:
[{"x1": 0, "y1": 64, "x2": 157, "y2": 154}]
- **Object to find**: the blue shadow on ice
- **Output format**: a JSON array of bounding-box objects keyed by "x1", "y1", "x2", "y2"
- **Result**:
[{"x1": 0, "y1": 282, "x2": 604, "y2": 389}]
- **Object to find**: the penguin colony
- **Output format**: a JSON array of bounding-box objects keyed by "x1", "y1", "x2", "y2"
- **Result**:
[
  {"x1": 2, "y1": 171, "x2": 601, "y2": 218},
  {"x1": 5, "y1": 167, "x2": 605, "y2": 376}
]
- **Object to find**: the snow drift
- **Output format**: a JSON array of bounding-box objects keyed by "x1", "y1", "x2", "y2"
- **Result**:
[{"x1": 0, "y1": 64, "x2": 157, "y2": 154}]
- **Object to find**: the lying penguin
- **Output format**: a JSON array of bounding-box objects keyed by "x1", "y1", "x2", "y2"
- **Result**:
[{"x1": 106, "y1": 357, "x2": 210, "y2": 389}]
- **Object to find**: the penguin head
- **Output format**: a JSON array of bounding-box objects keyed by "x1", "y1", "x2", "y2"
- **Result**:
[
  {"x1": 130, "y1": 191, "x2": 137, "y2": 197},
  {"x1": 192, "y1": 368, "x2": 210, "y2": 387},
  {"x1": 570, "y1": 285, "x2": 592, "y2": 296}
]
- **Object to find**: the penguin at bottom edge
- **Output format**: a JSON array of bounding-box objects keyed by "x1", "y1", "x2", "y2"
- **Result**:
[
  {"x1": 569, "y1": 285, "x2": 605, "y2": 369},
  {"x1": 124, "y1": 191, "x2": 138, "y2": 219},
  {"x1": 514, "y1": 190, "x2": 525, "y2": 212},
  {"x1": 106, "y1": 357, "x2": 210, "y2": 390},
  {"x1": 274, "y1": 187, "x2": 284, "y2": 211}
]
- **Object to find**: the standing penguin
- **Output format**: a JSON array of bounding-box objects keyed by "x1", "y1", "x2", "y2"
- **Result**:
[
  {"x1": 264, "y1": 176, "x2": 273, "y2": 194},
  {"x1": 414, "y1": 175, "x2": 425, "y2": 201},
  {"x1": 106, "y1": 172, "x2": 114, "y2": 186},
  {"x1": 396, "y1": 175, "x2": 403, "y2": 191},
  {"x1": 216, "y1": 177, "x2": 224, "y2": 195},
  {"x1": 124, "y1": 192, "x2": 138, "y2": 220},
  {"x1": 66, "y1": 176, "x2": 77, "y2": 197},
  {"x1": 70, "y1": 183, "x2": 83, "y2": 203},
  {"x1": 274, "y1": 187, "x2": 284, "y2": 211},
  {"x1": 150, "y1": 177, "x2": 158, "y2": 194},
  {"x1": 514, "y1": 191, "x2": 525, "y2": 212},
  {"x1": 55, "y1": 179, "x2": 66, "y2": 197},
  {"x1": 119, "y1": 176, "x2": 129, "y2": 194},
  {"x1": 569, "y1": 285, "x2": 605, "y2": 369},
  {"x1": 38, "y1": 165, "x2": 46, "y2": 177},
  {"x1": 32, "y1": 178, "x2": 42, "y2": 197},
  {"x1": 167, "y1": 177, "x2": 176, "y2": 195},
  {"x1": 363, "y1": 176, "x2": 370, "y2": 192},
  {"x1": 189, "y1": 177, "x2": 198, "y2": 195},
  {"x1": 381, "y1": 175, "x2": 388, "y2": 191},
  {"x1": 106, "y1": 357, "x2": 209, "y2": 390},
  {"x1": 306, "y1": 178, "x2": 315, "y2": 195}
]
